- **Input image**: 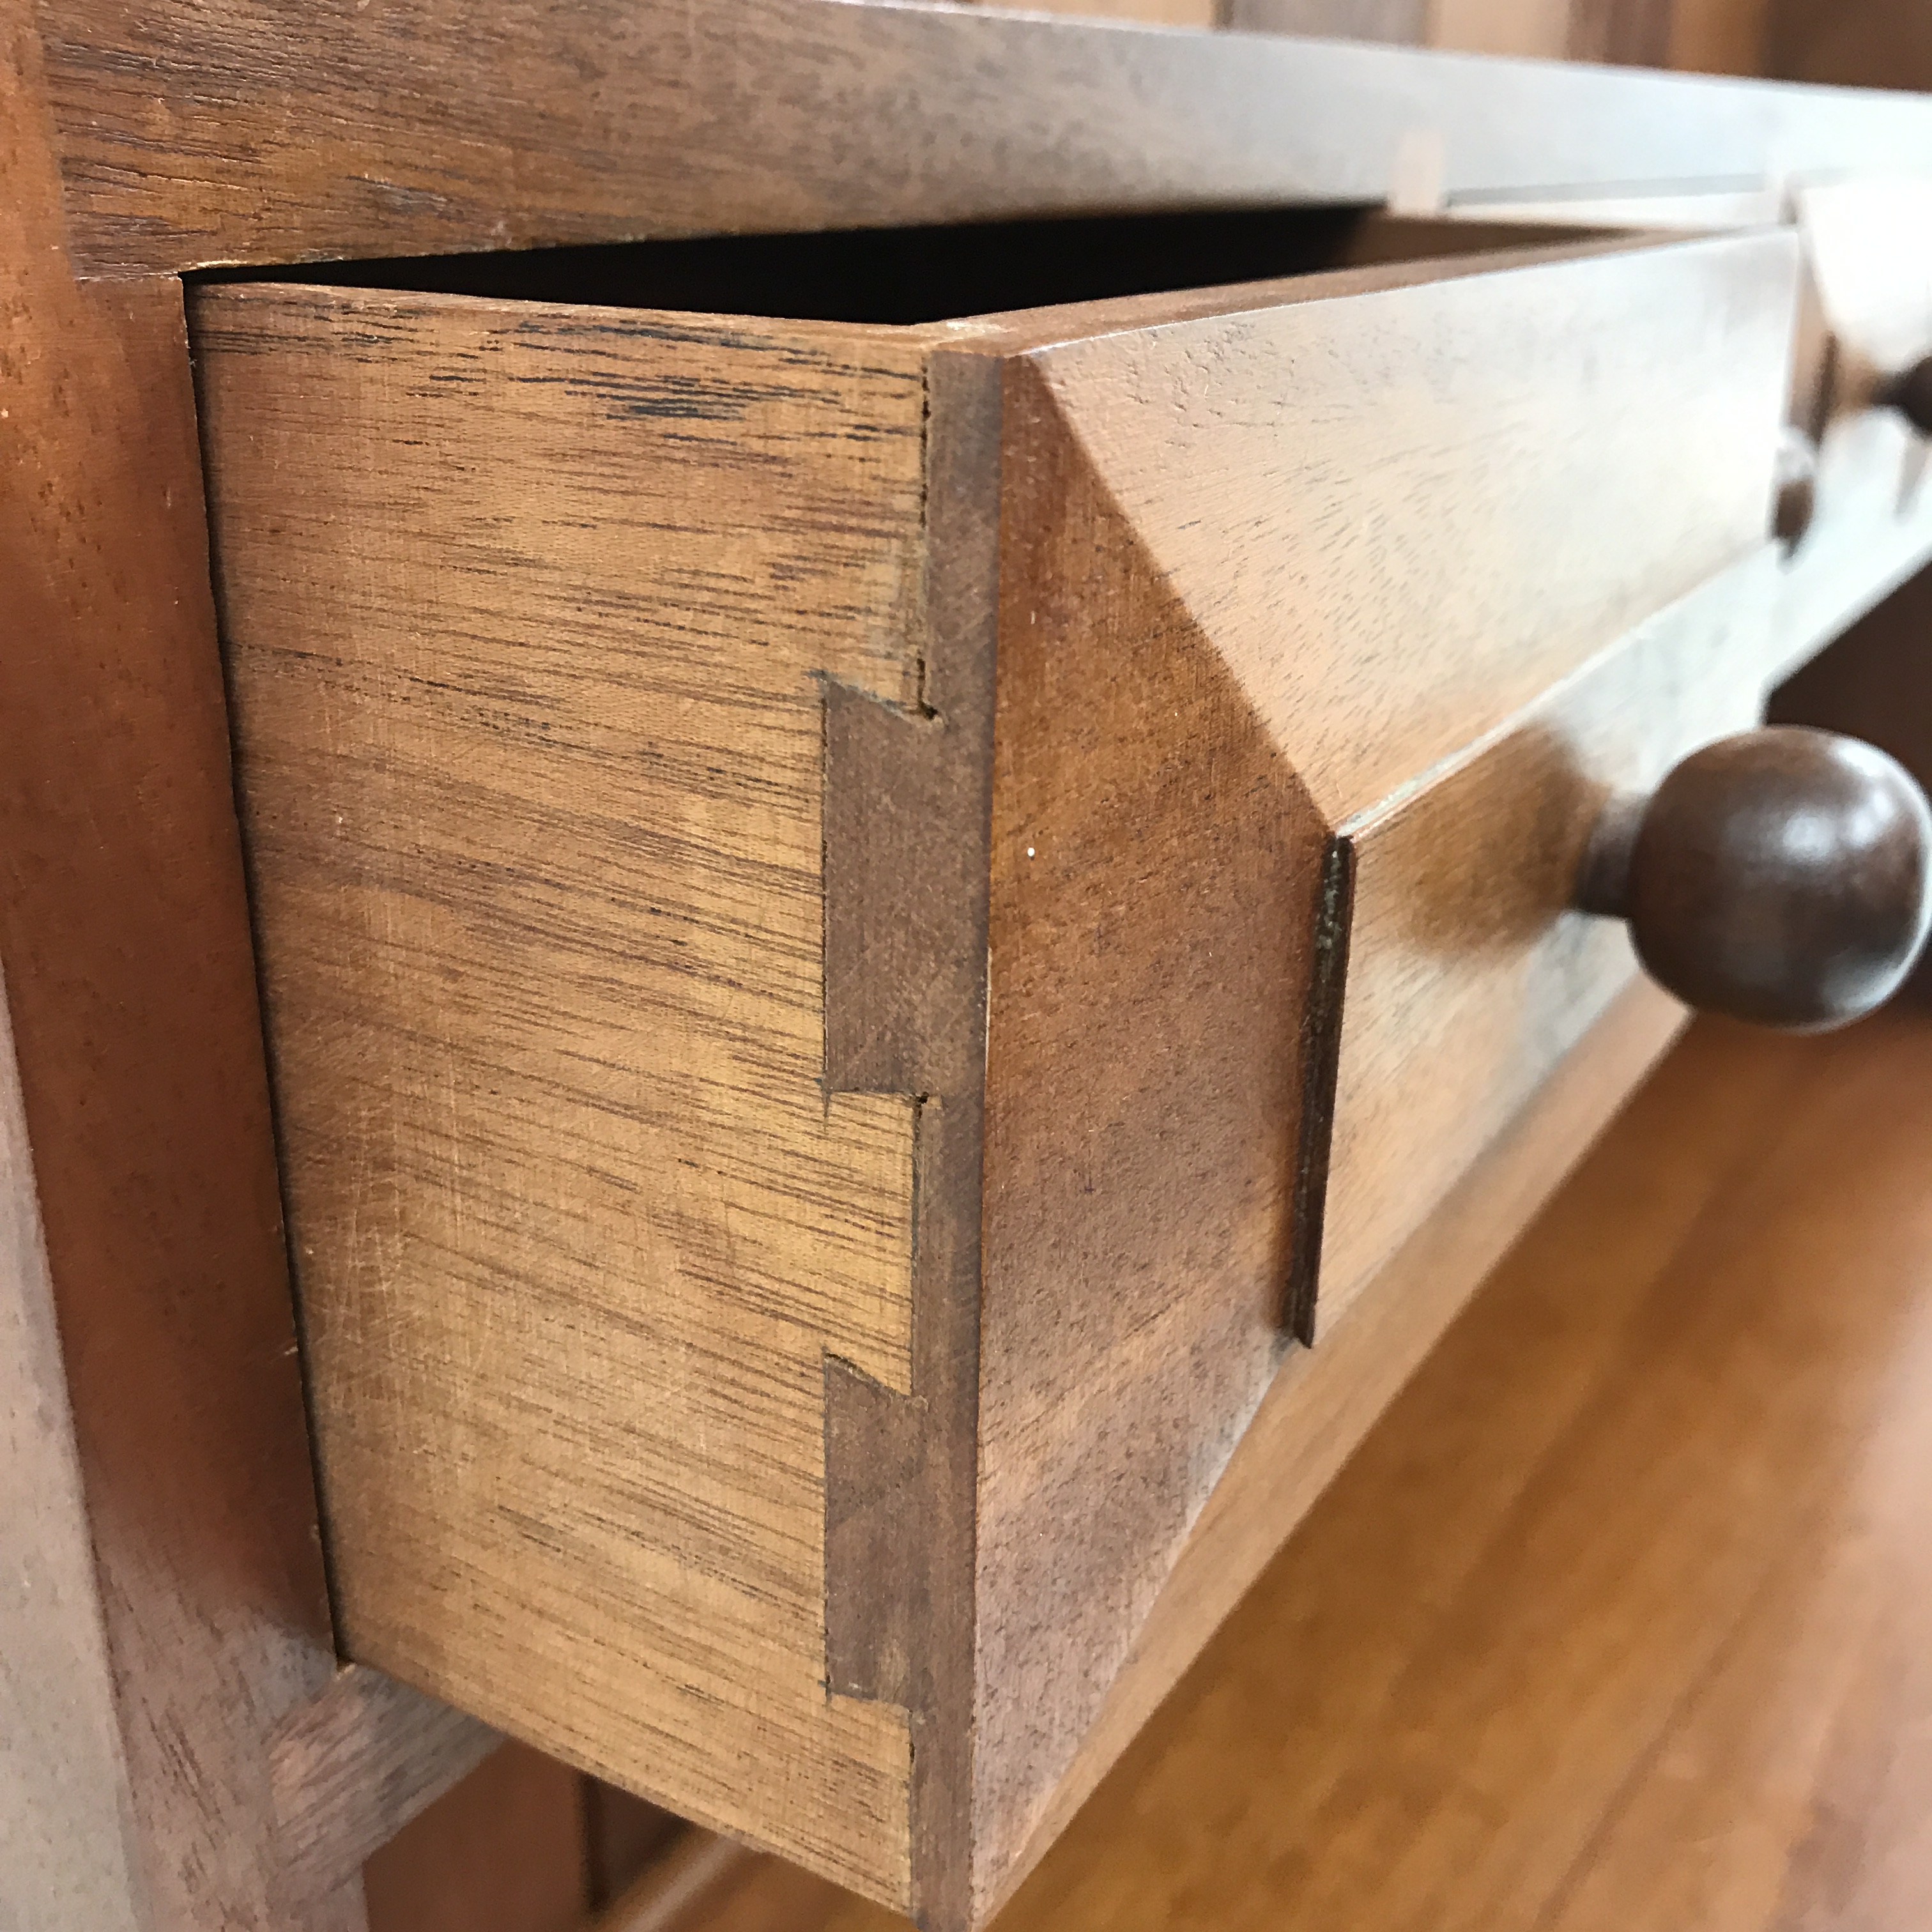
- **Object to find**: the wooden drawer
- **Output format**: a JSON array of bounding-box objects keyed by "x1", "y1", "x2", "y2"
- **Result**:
[
  {"x1": 188, "y1": 217, "x2": 1798, "y2": 1931},
  {"x1": 1439, "y1": 180, "x2": 1932, "y2": 680},
  {"x1": 1777, "y1": 179, "x2": 1932, "y2": 664}
]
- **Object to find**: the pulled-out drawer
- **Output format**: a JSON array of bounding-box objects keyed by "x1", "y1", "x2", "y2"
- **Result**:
[
  {"x1": 190, "y1": 213, "x2": 1798, "y2": 1930},
  {"x1": 1436, "y1": 180, "x2": 1932, "y2": 677},
  {"x1": 1777, "y1": 178, "x2": 1932, "y2": 663}
]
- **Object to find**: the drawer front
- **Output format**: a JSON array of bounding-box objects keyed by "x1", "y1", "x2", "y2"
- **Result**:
[
  {"x1": 197, "y1": 289, "x2": 940, "y2": 1909},
  {"x1": 195, "y1": 223, "x2": 1798, "y2": 1932},
  {"x1": 974, "y1": 231, "x2": 1797, "y2": 1903},
  {"x1": 1778, "y1": 179, "x2": 1932, "y2": 666},
  {"x1": 1318, "y1": 553, "x2": 1780, "y2": 1330}
]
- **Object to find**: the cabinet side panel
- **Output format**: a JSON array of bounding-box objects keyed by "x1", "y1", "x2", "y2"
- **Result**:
[{"x1": 194, "y1": 286, "x2": 929, "y2": 1906}]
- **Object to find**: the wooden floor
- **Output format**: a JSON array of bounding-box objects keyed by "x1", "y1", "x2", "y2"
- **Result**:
[{"x1": 605, "y1": 1006, "x2": 1932, "y2": 1932}]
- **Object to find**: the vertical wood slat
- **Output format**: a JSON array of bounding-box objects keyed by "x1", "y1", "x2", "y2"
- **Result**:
[
  {"x1": 1, "y1": 6, "x2": 360, "y2": 1926},
  {"x1": 4, "y1": 11, "x2": 498, "y2": 1925}
]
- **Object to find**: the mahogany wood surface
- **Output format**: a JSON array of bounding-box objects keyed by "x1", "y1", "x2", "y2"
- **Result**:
[
  {"x1": 12, "y1": 1, "x2": 1932, "y2": 1924},
  {"x1": 1, "y1": 12, "x2": 350, "y2": 1926},
  {"x1": 729, "y1": 1002, "x2": 1932, "y2": 1931},
  {"x1": 1424, "y1": 178, "x2": 1932, "y2": 680},
  {"x1": 362, "y1": 1744, "x2": 586, "y2": 1932},
  {"x1": 974, "y1": 232, "x2": 1790, "y2": 1918},
  {"x1": 31, "y1": 0, "x2": 1932, "y2": 277},
  {"x1": 1, "y1": 13, "x2": 501, "y2": 1929},
  {"x1": 189, "y1": 218, "x2": 1800, "y2": 1929},
  {"x1": 268, "y1": 1664, "x2": 502, "y2": 1906},
  {"x1": 1321, "y1": 556, "x2": 1779, "y2": 1333},
  {"x1": 199, "y1": 284, "x2": 936, "y2": 1908}
]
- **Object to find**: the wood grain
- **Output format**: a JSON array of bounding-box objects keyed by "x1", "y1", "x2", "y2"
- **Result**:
[
  {"x1": 269, "y1": 1664, "x2": 503, "y2": 1903},
  {"x1": 361, "y1": 1743, "x2": 586, "y2": 1932},
  {"x1": 1319, "y1": 552, "x2": 1781, "y2": 1328},
  {"x1": 192, "y1": 236, "x2": 1578, "y2": 1926},
  {"x1": 816, "y1": 1002, "x2": 1932, "y2": 1932},
  {"x1": 975, "y1": 349, "x2": 1330, "y2": 1917},
  {"x1": 1024, "y1": 233, "x2": 1796, "y2": 827},
  {"x1": 0, "y1": 11, "x2": 365, "y2": 1926},
  {"x1": 34, "y1": 0, "x2": 1932, "y2": 277},
  {"x1": 538, "y1": 990, "x2": 1688, "y2": 1932},
  {"x1": 970, "y1": 229, "x2": 1793, "y2": 1915},
  {"x1": 985, "y1": 974, "x2": 1687, "y2": 1919},
  {"x1": 1430, "y1": 178, "x2": 1932, "y2": 681},
  {"x1": 199, "y1": 284, "x2": 939, "y2": 1906},
  {"x1": 199, "y1": 226, "x2": 1800, "y2": 1926}
]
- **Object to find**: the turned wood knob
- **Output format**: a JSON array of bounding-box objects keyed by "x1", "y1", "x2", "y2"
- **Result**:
[
  {"x1": 1887, "y1": 356, "x2": 1932, "y2": 435},
  {"x1": 1774, "y1": 425, "x2": 1818, "y2": 548},
  {"x1": 1577, "y1": 727, "x2": 1932, "y2": 1031}
]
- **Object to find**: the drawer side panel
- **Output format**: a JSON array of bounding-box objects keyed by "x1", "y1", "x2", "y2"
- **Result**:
[{"x1": 194, "y1": 286, "x2": 932, "y2": 1905}]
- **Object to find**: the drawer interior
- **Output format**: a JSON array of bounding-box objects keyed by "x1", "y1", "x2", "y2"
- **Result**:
[{"x1": 192, "y1": 203, "x2": 1588, "y2": 323}]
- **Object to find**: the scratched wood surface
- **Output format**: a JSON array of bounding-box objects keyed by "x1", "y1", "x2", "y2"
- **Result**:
[
  {"x1": 13, "y1": 3, "x2": 1932, "y2": 1927},
  {"x1": 32, "y1": 0, "x2": 1932, "y2": 277},
  {"x1": 800, "y1": 1002, "x2": 1932, "y2": 1932},
  {"x1": 573, "y1": 972, "x2": 1691, "y2": 1932},
  {"x1": 193, "y1": 233, "x2": 1604, "y2": 1927},
  {"x1": 197, "y1": 283, "x2": 949, "y2": 1907},
  {"x1": 976, "y1": 346, "x2": 1330, "y2": 1921}
]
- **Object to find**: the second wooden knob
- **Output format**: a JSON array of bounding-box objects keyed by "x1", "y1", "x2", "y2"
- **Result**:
[{"x1": 1579, "y1": 726, "x2": 1932, "y2": 1031}]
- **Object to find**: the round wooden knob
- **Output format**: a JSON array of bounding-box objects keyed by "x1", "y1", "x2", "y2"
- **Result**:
[
  {"x1": 1773, "y1": 425, "x2": 1818, "y2": 548},
  {"x1": 1578, "y1": 728, "x2": 1932, "y2": 1031},
  {"x1": 1887, "y1": 356, "x2": 1932, "y2": 436}
]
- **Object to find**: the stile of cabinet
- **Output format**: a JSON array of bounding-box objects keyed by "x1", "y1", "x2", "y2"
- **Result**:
[{"x1": 189, "y1": 220, "x2": 1800, "y2": 1929}]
